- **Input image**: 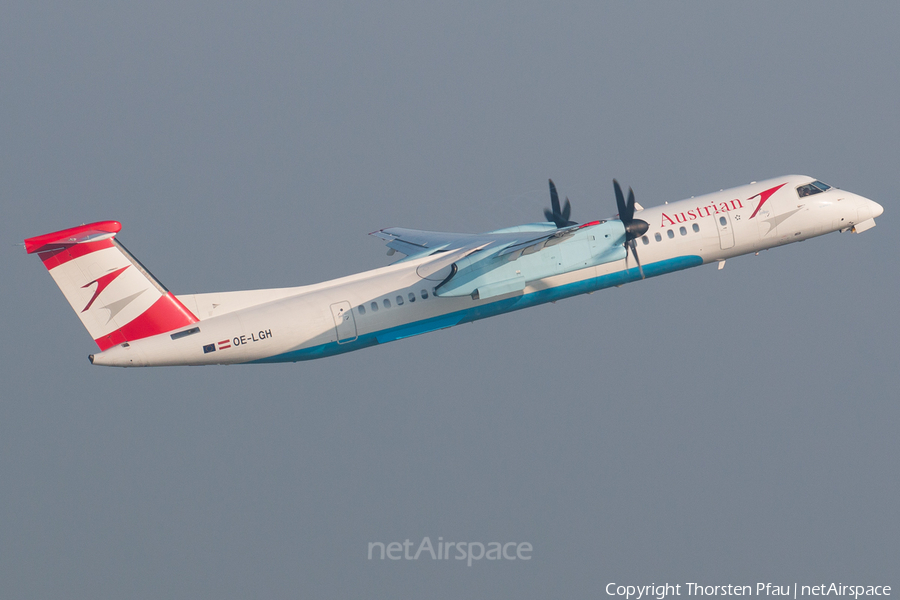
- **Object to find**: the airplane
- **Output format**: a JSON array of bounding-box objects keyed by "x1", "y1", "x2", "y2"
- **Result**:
[{"x1": 25, "y1": 175, "x2": 883, "y2": 367}]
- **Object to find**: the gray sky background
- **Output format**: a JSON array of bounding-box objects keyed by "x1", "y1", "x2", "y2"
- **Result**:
[{"x1": 2, "y1": 2, "x2": 897, "y2": 598}]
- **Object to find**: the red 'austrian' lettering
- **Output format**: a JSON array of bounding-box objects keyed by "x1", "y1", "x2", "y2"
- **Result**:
[
  {"x1": 659, "y1": 182, "x2": 787, "y2": 228},
  {"x1": 661, "y1": 199, "x2": 743, "y2": 228}
]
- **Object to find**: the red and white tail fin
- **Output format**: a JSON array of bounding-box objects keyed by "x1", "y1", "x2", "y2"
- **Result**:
[{"x1": 25, "y1": 221, "x2": 198, "y2": 351}]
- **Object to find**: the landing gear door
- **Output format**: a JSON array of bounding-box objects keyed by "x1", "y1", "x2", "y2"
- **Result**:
[
  {"x1": 714, "y1": 212, "x2": 735, "y2": 250},
  {"x1": 330, "y1": 301, "x2": 358, "y2": 344}
]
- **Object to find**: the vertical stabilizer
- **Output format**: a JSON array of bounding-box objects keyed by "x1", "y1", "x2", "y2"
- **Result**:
[{"x1": 25, "y1": 221, "x2": 198, "y2": 350}]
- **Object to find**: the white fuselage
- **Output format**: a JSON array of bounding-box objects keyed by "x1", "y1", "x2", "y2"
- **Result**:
[{"x1": 90, "y1": 175, "x2": 883, "y2": 366}]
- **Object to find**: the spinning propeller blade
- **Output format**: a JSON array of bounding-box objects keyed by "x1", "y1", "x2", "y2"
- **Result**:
[
  {"x1": 613, "y1": 179, "x2": 649, "y2": 279},
  {"x1": 542, "y1": 177, "x2": 648, "y2": 279},
  {"x1": 544, "y1": 179, "x2": 576, "y2": 228}
]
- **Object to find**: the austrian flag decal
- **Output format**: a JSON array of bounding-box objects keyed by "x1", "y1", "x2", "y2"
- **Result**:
[{"x1": 202, "y1": 340, "x2": 231, "y2": 353}]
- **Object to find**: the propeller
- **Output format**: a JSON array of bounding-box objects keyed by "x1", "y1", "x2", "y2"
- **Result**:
[
  {"x1": 613, "y1": 179, "x2": 650, "y2": 279},
  {"x1": 542, "y1": 177, "x2": 649, "y2": 279},
  {"x1": 544, "y1": 179, "x2": 577, "y2": 228}
]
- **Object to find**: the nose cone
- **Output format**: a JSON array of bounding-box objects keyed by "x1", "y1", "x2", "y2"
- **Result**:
[
  {"x1": 870, "y1": 200, "x2": 884, "y2": 218},
  {"x1": 854, "y1": 195, "x2": 884, "y2": 222}
]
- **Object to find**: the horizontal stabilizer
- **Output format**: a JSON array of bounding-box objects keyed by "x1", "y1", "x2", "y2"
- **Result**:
[{"x1": 25, "y1": 221, "x2": 122, "y2": 254}]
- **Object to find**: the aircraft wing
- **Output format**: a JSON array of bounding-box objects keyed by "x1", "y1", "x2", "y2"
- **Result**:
[
  {"x1": 370, "y1": 222, "x2": 598, "y2": 262},
  {"x1": 370, "y1": 227, "x2": 475, "y2": 259},
  {"x1": 494, "y1": 221, "x2": 601, "y2": 260}
]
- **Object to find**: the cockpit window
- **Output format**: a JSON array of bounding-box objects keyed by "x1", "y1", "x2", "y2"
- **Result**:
[{"x1": 797, "y1": 180, "x2": 832, "y2": 198}]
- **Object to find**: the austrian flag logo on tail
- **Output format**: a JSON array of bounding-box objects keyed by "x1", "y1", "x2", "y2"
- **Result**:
[
  {"x1": 217, "y1": 339, "x2": 231, "y2": 350},
  {"x1": 81, "y1": 266, "x2": 130, "y2": 312},
  {"x1": 660, "y1": 182, "x2": 787, "y2": 228}
]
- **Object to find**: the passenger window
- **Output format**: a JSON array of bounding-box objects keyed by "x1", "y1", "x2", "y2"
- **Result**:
[
  {"x1": 383, "y1": 298, "x2": 391, "y2": 309},
  {"x1": 641, "y1": 235, "x2": 649, "y2": 245},
  {"x1": 679, "y1": 226, "x2": 687, "y2": 236},
  {"x1": 358, "y1": 305, "x2": 366, "y2": 315},
  {"x1": 692, "y1": 223, "x2": 700, "y2": 233},
  {"x1": 396, "y1": 295, "x2": 404, "y2": 305},
  {"x1": 667, "y1": 229, "x2": 675, "y2": 239},
  {"x1": 421, "y1": 289, "x2": 428, "y2": 299},
  {"x1": 719, "y1": 216, "x2": 727, "y2": 226},
  {"x1": 408, "y1": 292, "x2": 416, "y2": 302},
  {"x1": 654, "y1": 232, "x2": 662, "y2": 242},
  {"x1": 370, "y1": 301, "x2": 378, "y2": 312}
]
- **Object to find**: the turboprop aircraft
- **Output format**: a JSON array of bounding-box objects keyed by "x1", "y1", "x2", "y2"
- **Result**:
[{"x1": 25, "y1": 175, "x2": 883, "y2": 367}]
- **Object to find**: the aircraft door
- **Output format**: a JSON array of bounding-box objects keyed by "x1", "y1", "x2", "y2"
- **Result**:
[
  {"x1": 330, "y1": 301, "x2": 358, "y2": 344},
  {"x1": 714, "y1": 212, "x2": 735, "y2": 250}
]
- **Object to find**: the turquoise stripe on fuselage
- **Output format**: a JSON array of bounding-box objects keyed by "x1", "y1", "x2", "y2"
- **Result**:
[{"x1": 249, "y1": 255, "x2": 702, "y2": 363}]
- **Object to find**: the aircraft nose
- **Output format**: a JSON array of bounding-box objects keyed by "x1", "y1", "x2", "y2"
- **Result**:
[
  {"x1": 855, "y1": 195, "x2": 884, "y2": 222},
  {"x1": 870, "y1": 199, "x2": 884, "y2": 218}
]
